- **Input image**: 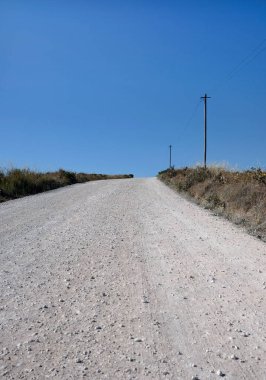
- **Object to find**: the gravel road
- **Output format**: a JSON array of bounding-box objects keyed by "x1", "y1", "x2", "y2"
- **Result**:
[{"x1": 0, "y1": 178, "x2": 266, "y2": 379}]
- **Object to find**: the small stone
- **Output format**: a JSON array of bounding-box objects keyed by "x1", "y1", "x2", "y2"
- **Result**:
[
  {"x1": 216, "y1": 369, "x2": 225, "y2": 376},
  {"x1": 134, "y1": 338, "x2": 143, "y2": 342},
  {"x1": 231, "y1": 354, "x2": 238, "y2": 360}
]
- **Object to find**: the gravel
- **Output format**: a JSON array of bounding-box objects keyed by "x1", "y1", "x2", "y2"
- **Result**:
[{"x1": 0, "y1": 177, "x2": 266, "y2": 379}]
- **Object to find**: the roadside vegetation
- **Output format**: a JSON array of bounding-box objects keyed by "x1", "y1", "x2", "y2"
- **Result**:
[
  {"x1": 0, "y1": 168, "x2": 133, "y2": 202},
  {"x1": 158, "y1": 166, "x2": 266, "y2": 241}
]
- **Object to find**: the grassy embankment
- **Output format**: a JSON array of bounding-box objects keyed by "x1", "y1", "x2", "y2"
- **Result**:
[
  {"x1": 158, "y1": 166, "x2": 266, "y2": 241},
  {"x1": 0, "y1": 168, "x2": 133, "y2": 202}
]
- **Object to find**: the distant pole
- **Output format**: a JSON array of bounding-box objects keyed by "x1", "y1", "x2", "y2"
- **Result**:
[
  {"x1": 169, "y1": 145, "x2": 172, "y2": 169},
  {"x1": 200, "y1": 93, "x2": 211, "y2": 169}
]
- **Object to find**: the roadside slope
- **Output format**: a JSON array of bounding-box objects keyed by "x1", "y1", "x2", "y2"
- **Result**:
[{"x1": 0, "y1": 178, "x2": 265, "y2": 379}]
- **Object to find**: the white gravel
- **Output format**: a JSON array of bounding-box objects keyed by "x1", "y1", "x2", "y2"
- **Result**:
[{"x1": 0, "y1": 178, "x2": 265, "y2": 379}]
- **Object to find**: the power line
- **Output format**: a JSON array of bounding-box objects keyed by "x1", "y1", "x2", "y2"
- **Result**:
[
  {"x1": 175, "y1": 39, "x2": 265, "y2": 168},
  {"x1": 226, "y1": 39, "x2": 266, "y2": 81},
  {"x1": 177, "y1": 99, "x2": 201, "y2": 141},
  {"x1": 178, "y1": 99, "x2": 201, "y2": 143},
  {"x1": 210, "y1": 38, "x2": 266, "y2": 93},
  {"x1": 184, "y1": 99, "x2": 201, "y2": 131}
]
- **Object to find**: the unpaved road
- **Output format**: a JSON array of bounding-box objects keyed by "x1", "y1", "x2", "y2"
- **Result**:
[{"x1": 0, "y1": 178, "x2": 266, "y2": 380}]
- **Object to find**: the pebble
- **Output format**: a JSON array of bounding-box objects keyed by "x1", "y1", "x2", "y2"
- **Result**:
[
  {"x1": 134, "y1": 338, "x2": 143, "y2": 342},
  {"x1": 216, "y1": 369, "x2": 225, "y2": 376}
]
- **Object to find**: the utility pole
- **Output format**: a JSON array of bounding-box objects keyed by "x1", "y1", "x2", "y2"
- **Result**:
[
  {"x1": 169, "y1": 145, "x2": 172, "y2": 169},
  {"x1": 200, "y1": 94, "x2": 211, "y2": 169}
]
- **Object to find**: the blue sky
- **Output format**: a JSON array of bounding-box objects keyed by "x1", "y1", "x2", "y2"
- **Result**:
[{"x1": 0, "y1": 0, "x2": 266, "y2": 176}]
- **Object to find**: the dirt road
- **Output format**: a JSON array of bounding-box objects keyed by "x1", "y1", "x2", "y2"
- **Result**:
[{"x1": 0, "y1": 178, "x2": 265, "y2": 379}]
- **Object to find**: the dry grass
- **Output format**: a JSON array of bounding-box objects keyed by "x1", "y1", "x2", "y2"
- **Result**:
[
  {"x1": 0, "y1": 168, "x2": 133, "y2": 202},
  {"x1": 158, "y1": 166, "x2": 266, "y2": 241}
]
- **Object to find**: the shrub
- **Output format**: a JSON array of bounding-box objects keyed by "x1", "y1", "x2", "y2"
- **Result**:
[{"x1": 0, "y1": 168, "x2": 134, "y2": 202}]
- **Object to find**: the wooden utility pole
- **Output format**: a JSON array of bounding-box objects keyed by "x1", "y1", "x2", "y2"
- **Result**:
[
  {"x1": 200, "y1": 94, "x2": 211, "y2": 168},
  {"x1": 169, "y1": 145, "x2": 172, "y2": 169}
]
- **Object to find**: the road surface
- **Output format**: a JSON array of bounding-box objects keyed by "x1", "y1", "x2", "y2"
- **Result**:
[{"x1": 0, "y1": 178, "x2": 266, "y2": 379}]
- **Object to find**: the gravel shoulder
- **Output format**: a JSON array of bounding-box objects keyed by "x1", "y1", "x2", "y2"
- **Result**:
[{"x1": 0, "y1": 178, "x2": 266, "y2": 379}]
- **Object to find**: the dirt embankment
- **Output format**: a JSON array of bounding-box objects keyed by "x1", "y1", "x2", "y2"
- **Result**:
[{"x1": 158, "y1": 167, "x2": 266, "y2": 241}]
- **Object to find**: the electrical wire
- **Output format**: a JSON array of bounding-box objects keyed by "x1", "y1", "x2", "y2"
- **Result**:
[
  {"x1": 226, "y1": 39, "x2": 266, "y2": 81},
  {"x1": 210, "y1": 37, "x2": 266, "y2": 93},
  {"x1": 180, "y1": 99, "x2": 201, "y2": 137}
]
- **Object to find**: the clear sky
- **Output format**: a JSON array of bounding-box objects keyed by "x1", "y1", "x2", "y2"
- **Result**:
[{"x1": 1, "y1": 0, "x2": 266, "y2": 177}]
